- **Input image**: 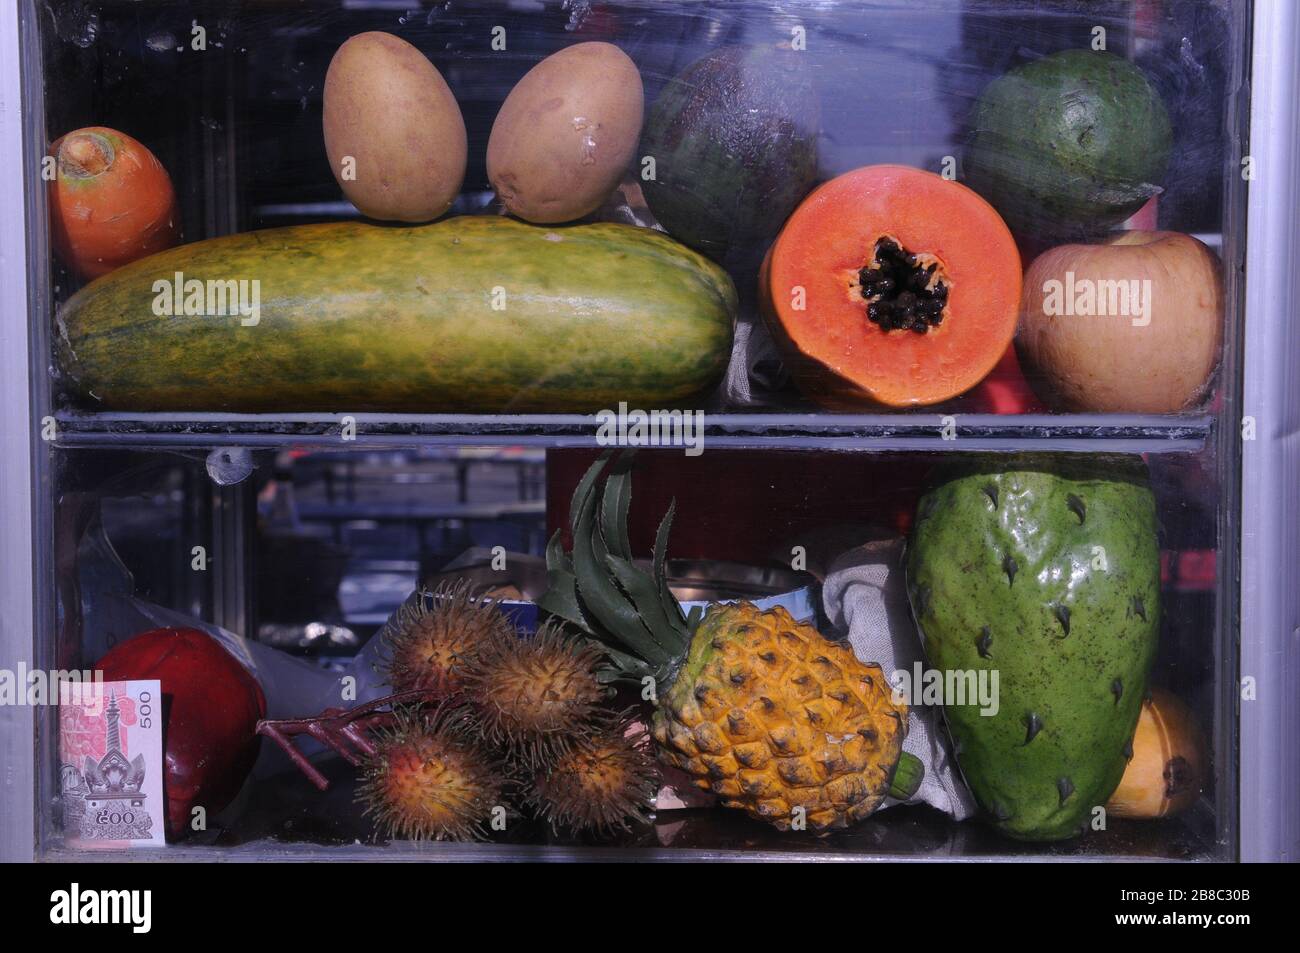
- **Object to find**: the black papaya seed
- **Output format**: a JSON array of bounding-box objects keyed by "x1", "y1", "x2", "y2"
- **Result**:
[{"x1": 858, "y1": 237, "x2": 949, "y2": 334}]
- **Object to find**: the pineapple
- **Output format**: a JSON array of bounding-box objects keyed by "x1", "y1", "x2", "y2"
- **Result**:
[
  {"x1": 654, "y1": 601, "x2": 907, "y2": 830},
  {"x1": 539, "y1": 451, "x2": 918, "y2": 832}
]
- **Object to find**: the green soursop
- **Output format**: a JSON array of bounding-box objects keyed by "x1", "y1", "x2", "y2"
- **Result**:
[{"x1": 905, "y1": 455, "x2": 1160, "y2": 840}]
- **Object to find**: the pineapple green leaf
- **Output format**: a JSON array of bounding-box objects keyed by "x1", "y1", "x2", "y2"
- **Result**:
[
  {"x1": 652, "y1": 500, "x2": 690, "y2": 638},
  {"x1": 568, "y1": 449, "x2": 615, "y2": 539},
  {"x1": 572, "y1": 456, "x2": 674, "y2": 670},
  {"x1": 594, "y1": 644, "x2": 655, "y2": 685},
  {"x1": 592, "y1": 461, "x2": 674, "y2": 657},
  {"x1": 539, "y1": 529, "x2": 587, "y2": 630},
  {"x1": 605, "y1": 553, "x2": 690, "y2": 658},
  {"x1": 599, "y1": 450, "x2": 635, "y2": 564},
  {"x1": 535, "y1": 570, "x2": 591, "y2": 635},
  {"x1": 544, "y1": 527, "x2": 573, "y2": 575}
]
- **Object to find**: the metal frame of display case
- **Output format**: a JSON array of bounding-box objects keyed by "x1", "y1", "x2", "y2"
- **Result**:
[
  {"x1": 1, "y1": 0, "x2": 1296, "y2": 862},
  {"x1": 52, "y1": 411, "x2": 1214, "y2": 453},
  {"x1": 1238, "y1": 0, "x2": 1300, "y2": 864},
  {"x1": 0, "y1": 0, "x2": 38, "y2": 865}
]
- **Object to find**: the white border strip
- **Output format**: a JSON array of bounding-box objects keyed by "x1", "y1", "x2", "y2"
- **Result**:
[
  {"x1": 1240, "y1": 0, "x2": 1300, "y2": 863},
  {"x1": 0, "y1": 0, "x2": 36, "y2": 863}
]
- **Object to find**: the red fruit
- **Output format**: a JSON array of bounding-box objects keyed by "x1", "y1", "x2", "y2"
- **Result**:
[
  {"x1": 48, "y1": 126, "x2": 179, "y2": 279},
  {"x1": 94, "y1": 628, "x2": 266, "y2": 839},
  {"x1": 958, "y1": 344, "x2": 1045, "y2": 414}
]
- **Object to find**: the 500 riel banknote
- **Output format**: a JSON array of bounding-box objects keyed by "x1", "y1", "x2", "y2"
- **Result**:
[{"x1": 59, "y1": 679, "x2": 165, "y2": 848}]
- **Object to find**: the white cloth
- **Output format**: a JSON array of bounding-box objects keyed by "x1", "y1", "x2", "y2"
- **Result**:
[
  {"x1": 722, "y1": 313, "x2": 788, "y2": 408},
  {"x1": 823, "y1": 538, "x2": 978, "y2": 819}
]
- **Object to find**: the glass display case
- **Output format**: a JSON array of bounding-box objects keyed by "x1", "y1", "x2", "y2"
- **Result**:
[{"x1": 0, "y1": 0, "x2": 1296, "y2": 863}]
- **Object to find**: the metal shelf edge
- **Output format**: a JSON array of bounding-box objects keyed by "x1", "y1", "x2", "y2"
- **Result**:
[{"x1": 51, "y1": 412, "x2": 1214, "y2": 453}]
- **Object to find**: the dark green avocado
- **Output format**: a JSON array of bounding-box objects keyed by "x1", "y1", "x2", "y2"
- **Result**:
[
  {"x1": 964, "y1": 49, "x2": 1173, "y2": 239},
  {"x1": 639, "y1": 45, "x2": 819, "y2": 262}
]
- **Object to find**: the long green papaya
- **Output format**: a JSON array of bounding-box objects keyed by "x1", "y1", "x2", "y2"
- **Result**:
[{"x1": 56, "y1": 216, "x2": 736, "y2": 413}]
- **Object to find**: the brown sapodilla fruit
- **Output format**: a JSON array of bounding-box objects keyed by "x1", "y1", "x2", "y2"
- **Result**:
[
  {"x1": 323, "y1": 31, "x2": 467, "y2": 222},
  {"x1": 487, "y1": 42, "x2": 644, "y2": 224}
]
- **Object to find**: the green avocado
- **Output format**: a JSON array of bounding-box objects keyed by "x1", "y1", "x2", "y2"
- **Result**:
[
  {"x1": 906, "y1": 455, "x2": 1160, "y2": 841},
  {"x1": 639, "y1": 45, "x2": 819, "y2": 261},
  {"x1": 964, "y1": 49, "x2": 1172, "y2": 238}
]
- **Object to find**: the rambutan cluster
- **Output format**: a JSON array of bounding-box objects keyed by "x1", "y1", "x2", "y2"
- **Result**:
[{"x1": 357, "y1": 582, "x2": 659, "y2": 842}]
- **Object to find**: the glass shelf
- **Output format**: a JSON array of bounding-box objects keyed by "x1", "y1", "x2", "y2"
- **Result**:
[
  {"x1": 41, "y1": 766, "x2": 1219, "y2": 857},
  {"x1": 52, "y1": 411, "x2": 1215, "y2": 453},
  {"x1": 42, "y1": 770, "x2": 1217, "y2": 863}
]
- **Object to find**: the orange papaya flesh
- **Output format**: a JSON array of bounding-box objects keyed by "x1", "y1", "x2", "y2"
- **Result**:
[{"x1": 763, "y1": 165, "x2": 1022, "y2": 408}]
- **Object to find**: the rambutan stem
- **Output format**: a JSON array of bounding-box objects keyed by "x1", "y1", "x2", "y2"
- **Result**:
[{"x1": 257, "y1": 689, "x2": 445, "y2": 792}]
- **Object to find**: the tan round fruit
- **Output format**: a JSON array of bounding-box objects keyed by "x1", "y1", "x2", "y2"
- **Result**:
[
  {"x1": 1107, "y1": 687, "x2": 1207, "y2": 819},
  {"x1": 1018, "y1": 231, "x2": 1223, "y2": 412},
  {"x1": 487, "y1": 42, "x2": 643, "y2": 223},
  {"x1": 323, "y1": 32, "x2": 467, "y2": 222}
]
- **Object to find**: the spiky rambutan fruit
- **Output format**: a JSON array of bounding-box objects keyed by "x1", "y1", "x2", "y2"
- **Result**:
[
  {"x1": 463, "y1": 620, "x2": 610, "y2": 766},
  {"x1": 527, "y1": 714, "x2": 659, "y2": 836},
  {"x1": 380, "y1": 580, "x2": 514, "y2": 696},
  {"x1": 357, "y1": 705, "x2": 508, "y2": 842}
]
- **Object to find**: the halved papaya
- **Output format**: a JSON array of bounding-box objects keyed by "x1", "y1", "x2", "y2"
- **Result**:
[{"x1": 761, "y1": 165, "x2": 1022, "y2": 408}]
